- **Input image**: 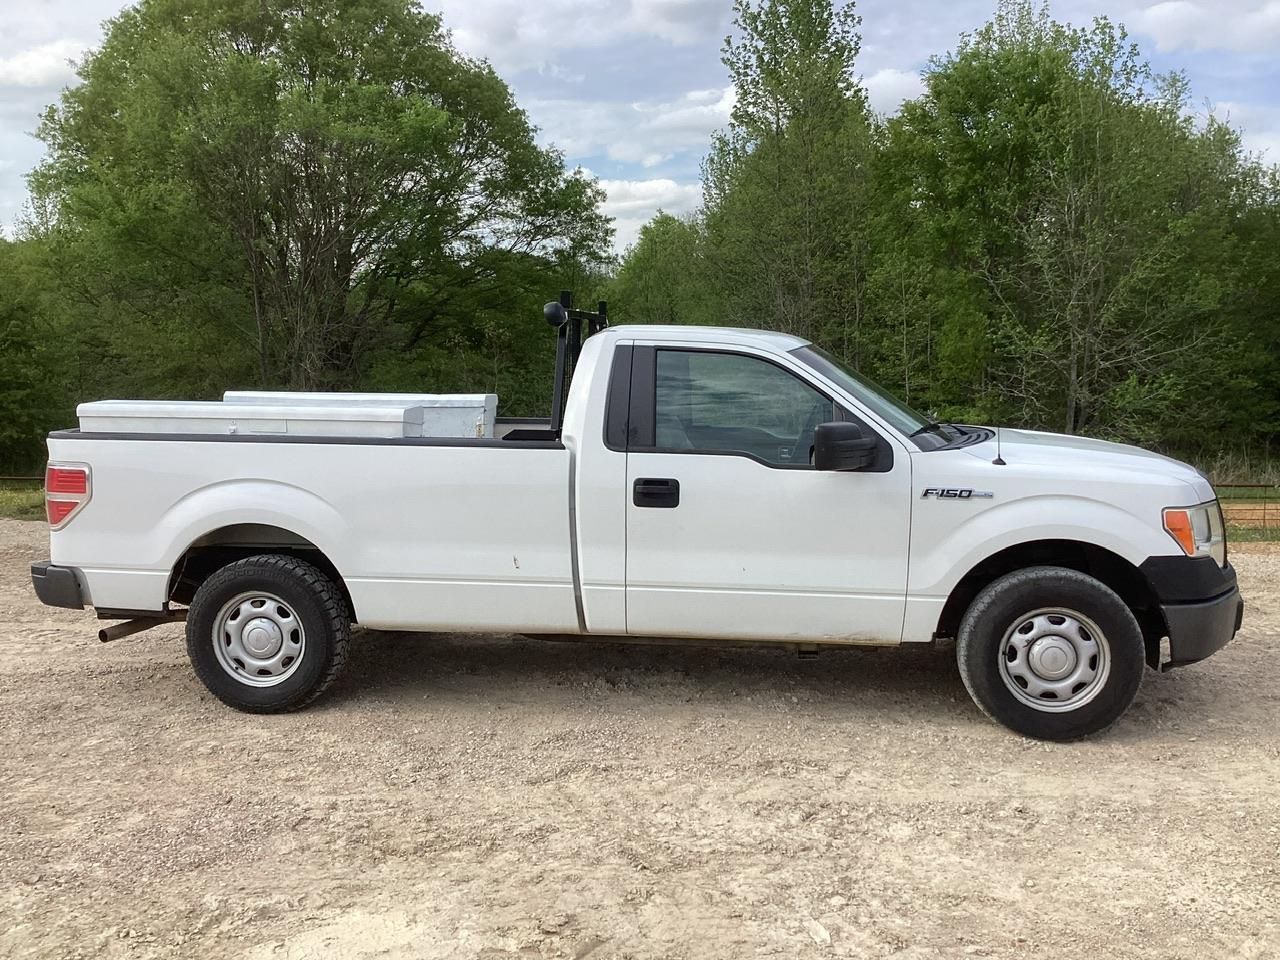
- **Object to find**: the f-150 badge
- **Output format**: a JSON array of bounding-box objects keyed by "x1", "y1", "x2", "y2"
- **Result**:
[{"x1": 921, "y1": 488, "x2": 994, "y2": 500}]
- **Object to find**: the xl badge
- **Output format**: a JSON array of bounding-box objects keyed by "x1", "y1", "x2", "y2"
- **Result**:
[{"x1": 921, "y1": 487, "x2": 994, "y2": 500}]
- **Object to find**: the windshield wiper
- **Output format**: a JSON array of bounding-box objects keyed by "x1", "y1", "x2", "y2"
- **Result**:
[
  {"x1": 910, "y1": 419, "x2": 965, "y2": 441},
  {"x1": 910, "y1": 418, "x2": 945, "y2": 437}
]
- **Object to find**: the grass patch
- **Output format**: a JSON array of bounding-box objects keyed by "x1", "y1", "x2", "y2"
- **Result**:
[
  {"x1": 1228, "y1": 523, "x2": 1280, "y2": 543},
  {"x1": 1189, "y1": 448, "x2": 1280, "y2": 485},
  {"x1": 0, "y1": 484, "x2": 45, "y2": 521}
]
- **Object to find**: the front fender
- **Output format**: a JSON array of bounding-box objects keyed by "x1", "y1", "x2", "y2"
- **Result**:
[{"x1": 909, "y1": 494, "x2": 1171, "y2": 598}]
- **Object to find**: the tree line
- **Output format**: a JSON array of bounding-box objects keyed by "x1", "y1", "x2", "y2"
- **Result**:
[
  {"x1": 1, "y1": 0, "x2": 1277, "y2": 475},
  {"x1": 612, "y1": 0, "x2": 1280, "y2": 468},
  {"x1": 0, "y1": 0, "x2": 613, "y2": 472}
]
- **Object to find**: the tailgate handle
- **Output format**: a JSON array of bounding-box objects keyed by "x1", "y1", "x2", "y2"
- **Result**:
[{"x1": 633, "y1": 478, "x2": 680, "y2": 508}]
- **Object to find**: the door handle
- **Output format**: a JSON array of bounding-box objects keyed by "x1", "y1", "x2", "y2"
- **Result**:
[{"x1": 633, "y1": 477, "x2": 680, "y2": 508}]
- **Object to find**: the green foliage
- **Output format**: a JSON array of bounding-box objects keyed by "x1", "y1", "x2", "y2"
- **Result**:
[
  {"x1": 0, "y1": 240, "x2": 71, "y2": 473},
  {"x1": 699, "y1": 0, "x2": 873, "y2": 345},
  {"x1": 363, "y1": 251, "x2": 615, "y2": 416},
  {"x1": 609, "y1": 213, "x2": 718, "y2": 326},
  {"x1": 874, "y1": 3, "x2": 1262, "y2": 439},
  {"x1": 27, "y1": 0, "x2": 609, "y2": 398},
  {"x1": 615, "y1": 0, "x2": 1280, "y2": 461},
  {"x1": 3, "y1": 0, "x2": 1278, "y2": 475}
]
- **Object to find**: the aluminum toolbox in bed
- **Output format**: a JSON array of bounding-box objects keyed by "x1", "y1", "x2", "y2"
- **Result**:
[
  {"x1": 77, "y1": 400, "x2": 429, "y2": 438},
  {"x1": 224, "y1": 392, "x2": 498, "y2": 438}
]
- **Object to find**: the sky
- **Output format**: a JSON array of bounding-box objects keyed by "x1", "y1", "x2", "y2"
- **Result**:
[{"x1": 2, "y1": 0, "x2": 1279, "y2": 250}]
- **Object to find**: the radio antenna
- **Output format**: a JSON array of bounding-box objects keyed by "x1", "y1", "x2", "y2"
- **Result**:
[{"x1": 993, "y1": 425, "x2": 1006, "y2": 466}]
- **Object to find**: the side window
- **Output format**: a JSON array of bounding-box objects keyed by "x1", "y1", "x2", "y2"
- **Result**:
[{"x1": 654, "y1": 350, "x2": 833, "y2": 466}]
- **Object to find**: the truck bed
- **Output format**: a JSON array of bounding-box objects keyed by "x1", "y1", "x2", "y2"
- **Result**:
[{"x1": 46, "y1": 430, "x2": 579, "y2": 633}]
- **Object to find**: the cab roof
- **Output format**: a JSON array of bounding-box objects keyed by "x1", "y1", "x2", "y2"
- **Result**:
[{"x1": 600, "y1": 324, "x2": 811, "y2": 353}]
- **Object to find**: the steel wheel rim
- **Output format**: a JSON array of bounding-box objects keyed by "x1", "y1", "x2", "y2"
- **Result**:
[
  {"x1": 212, "y1": 591, "x2": 306, "y2": 687},
  {"x1": 998, "y1": 607, "x2": 1110, "y2": 713}
]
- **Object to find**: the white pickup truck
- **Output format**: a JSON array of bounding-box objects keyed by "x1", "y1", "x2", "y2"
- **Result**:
[{"x1": 31, "y1": 298, "x2": 1242, "y2": 740}]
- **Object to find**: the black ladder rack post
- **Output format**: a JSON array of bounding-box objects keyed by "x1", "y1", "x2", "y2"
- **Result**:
[
  {"x1": 563, "y1": 289, "x2": 582, "y2": 391},
  {"x1": 548, "y1": 292, "x2": 572, "y2": 437},
  {"x1": 544, "y1": 291, "x2": 609, "y2": 439},
  {"x1": 591, "y1": 300, "x2": 608, "y2": 335}
]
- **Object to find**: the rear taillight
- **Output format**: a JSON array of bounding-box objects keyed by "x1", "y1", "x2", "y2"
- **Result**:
[
  {"x1": 46, "y1": 466, "x2": 88, "y2": 495},
  {"x1": 45, "y1": 463, "x2": 91, "y2": 528}
]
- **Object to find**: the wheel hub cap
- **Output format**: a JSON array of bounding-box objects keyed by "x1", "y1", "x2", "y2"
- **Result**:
[
  {"x1": 997, "y1": 608, "x2": 1112, "y2": 714},
  {"x1": 1027, "y1": 636, "x2": 1077, "y2": 680},
  {"x1": 211, "y1": 592, "x2": 306, "y2": 688},
  {"x1": 242, "y1": 617, "x2": 283, "y2": 658}
]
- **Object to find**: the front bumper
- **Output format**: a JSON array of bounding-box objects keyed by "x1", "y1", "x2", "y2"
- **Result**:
[
  {"x1": 1139, "y1": 555, "x2": 1242, "y2": 669},
  {"x1": 31, "y1": 561, "x2": 84, "y2": 610},
  {"x1": 1161, "y1": 589, "x2": 1243, "y2": 669}
]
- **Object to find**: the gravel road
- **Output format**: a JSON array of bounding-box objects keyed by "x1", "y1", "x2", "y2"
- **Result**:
[{"x1": 2, "y1": 518, "x2": 1277, "y2": 959}]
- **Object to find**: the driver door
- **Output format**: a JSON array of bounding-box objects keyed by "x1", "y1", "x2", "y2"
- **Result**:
[{"x1": 624, "y1": 345, "x2": 911, "y2": 643}]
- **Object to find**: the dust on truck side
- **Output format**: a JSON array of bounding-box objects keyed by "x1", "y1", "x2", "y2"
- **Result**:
[{"x1": 31, "y1": 294, "x2": 1243, "y2": 740}]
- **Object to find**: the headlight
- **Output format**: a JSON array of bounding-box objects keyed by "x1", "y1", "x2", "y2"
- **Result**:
[{"x1": 1162, "y1": 500, "x2": 1226, "y2": 567}]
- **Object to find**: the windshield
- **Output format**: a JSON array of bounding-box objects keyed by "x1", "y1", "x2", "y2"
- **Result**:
[{"x1": 790, "y1": 344, "x2": 955, "y2": 447}]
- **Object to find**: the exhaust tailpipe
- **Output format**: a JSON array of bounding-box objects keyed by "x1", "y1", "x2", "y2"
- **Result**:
[{"x1": 98, "y1": 610, "x2": 187, "y2": 643}]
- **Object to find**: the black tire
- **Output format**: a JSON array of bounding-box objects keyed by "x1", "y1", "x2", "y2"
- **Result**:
[
  {"x1": 185, "y1": 554, "x2": 350, "y2": 713},
  {"x1": 957, "y1": 566, "x2": 1145, "y2": 741}
]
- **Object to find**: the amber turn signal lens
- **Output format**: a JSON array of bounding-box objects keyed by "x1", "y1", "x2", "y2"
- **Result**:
[{"x1": 1162, "y1": 508, "x2": 1196, "y2": 556}]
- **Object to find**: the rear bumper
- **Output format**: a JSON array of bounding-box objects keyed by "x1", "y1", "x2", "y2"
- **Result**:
[
  {"x1": 1139, "y1": 555, "x2": 1242, "y2": 669},
  {"x1": 31, "y1": 561, "x2": 84, "y2": 610}
]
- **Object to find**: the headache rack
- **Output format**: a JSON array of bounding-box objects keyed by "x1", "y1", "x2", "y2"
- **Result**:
[{"x1": 503, "y1": 291, "x2": 608, "y2": 442}]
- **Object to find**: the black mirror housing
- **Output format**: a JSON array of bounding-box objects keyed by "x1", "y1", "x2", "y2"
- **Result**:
[
  {"x1": 814, "y1": 421, "x2": 877, "y2": 471},
  {"x1": 544, "y1": 301, "x2": 568, "y2": 327}
]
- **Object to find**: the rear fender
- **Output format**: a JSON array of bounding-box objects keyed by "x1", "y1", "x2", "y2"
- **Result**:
[{"x1": 159, "y1": 479, "x2": 350, "y2": 578}]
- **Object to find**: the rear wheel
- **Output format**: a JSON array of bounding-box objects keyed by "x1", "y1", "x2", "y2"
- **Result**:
[
  {"x1": 957, "y1": 566, "x2": 1145, "y2": 741},
  {"x1": 186, "y1": 555, "x2": 350, "y2": 713}
]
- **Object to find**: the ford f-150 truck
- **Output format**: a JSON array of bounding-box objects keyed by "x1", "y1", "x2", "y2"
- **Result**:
[{"x1": 30, "y1": 296, "x2": 1243, "y2": 740}]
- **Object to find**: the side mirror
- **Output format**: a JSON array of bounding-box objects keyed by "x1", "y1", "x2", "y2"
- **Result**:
[
  {"x1": 544, "y1": 301, "x2": 568, "y2": 327},
  {"x1": 814, "y1": 422, "x2": 877, "y2": 471}
]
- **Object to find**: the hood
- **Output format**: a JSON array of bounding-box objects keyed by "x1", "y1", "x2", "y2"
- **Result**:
[{"x1": 962, "y1": 428, "x2": 1214, "y2": 500}]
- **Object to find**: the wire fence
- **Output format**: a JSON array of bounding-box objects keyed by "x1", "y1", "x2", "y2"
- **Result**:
[
  {"x1": 1216, "y1": 483, "x2": 1280, "y2": 542},
  {"x1": 5, "y1": 476, "x2": 1279, "y2": 538}
]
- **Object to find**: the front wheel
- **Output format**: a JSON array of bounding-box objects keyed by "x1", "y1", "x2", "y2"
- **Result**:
[
  {"x1": 957, "y1": 566, "x2": 1145, "y2": 741},
  {"x1": 186, "y1": 554, "x2": 350, "y2": 713}
]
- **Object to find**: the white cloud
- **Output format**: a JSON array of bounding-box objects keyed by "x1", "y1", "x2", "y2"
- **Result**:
[
  {"x1": 1210, "y1": 100, "x2": 1280, "y2": 158},
  {"x1": 596, "y1": 176, "x2": 702, "y2": 250},
  {"x1": 4, "y1": 1, "x2": 1279, "y2": 244},
  {"x1": 863, "y1": 67, "x2": 924, "y2": 114},
  {"x1": 631, "y1": 0, "x2": 727, "y2": 45},
  {"x1": 0, "y1": 32, "x2": 100, "y2": 237},
  {"x1": 432, "y1": 0, "x2": 728, "y2": 74},
  {"x1": 1135, "y1": 1, "x2": 1280, "y2": 53},
  {"x1": 0, "y1": 39, "x2": 85, "y2": 87},
  {"x1": 536, "y1": 62, "x2": 585, "y2": 84},
  {"x1": 527, "y1": 86, "x2": 733, "y2": 168}
]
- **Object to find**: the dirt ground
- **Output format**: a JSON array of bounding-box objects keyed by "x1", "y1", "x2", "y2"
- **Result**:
[{"x1": 2, "y1": 519, "x2": 1277, "y2": 960}]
